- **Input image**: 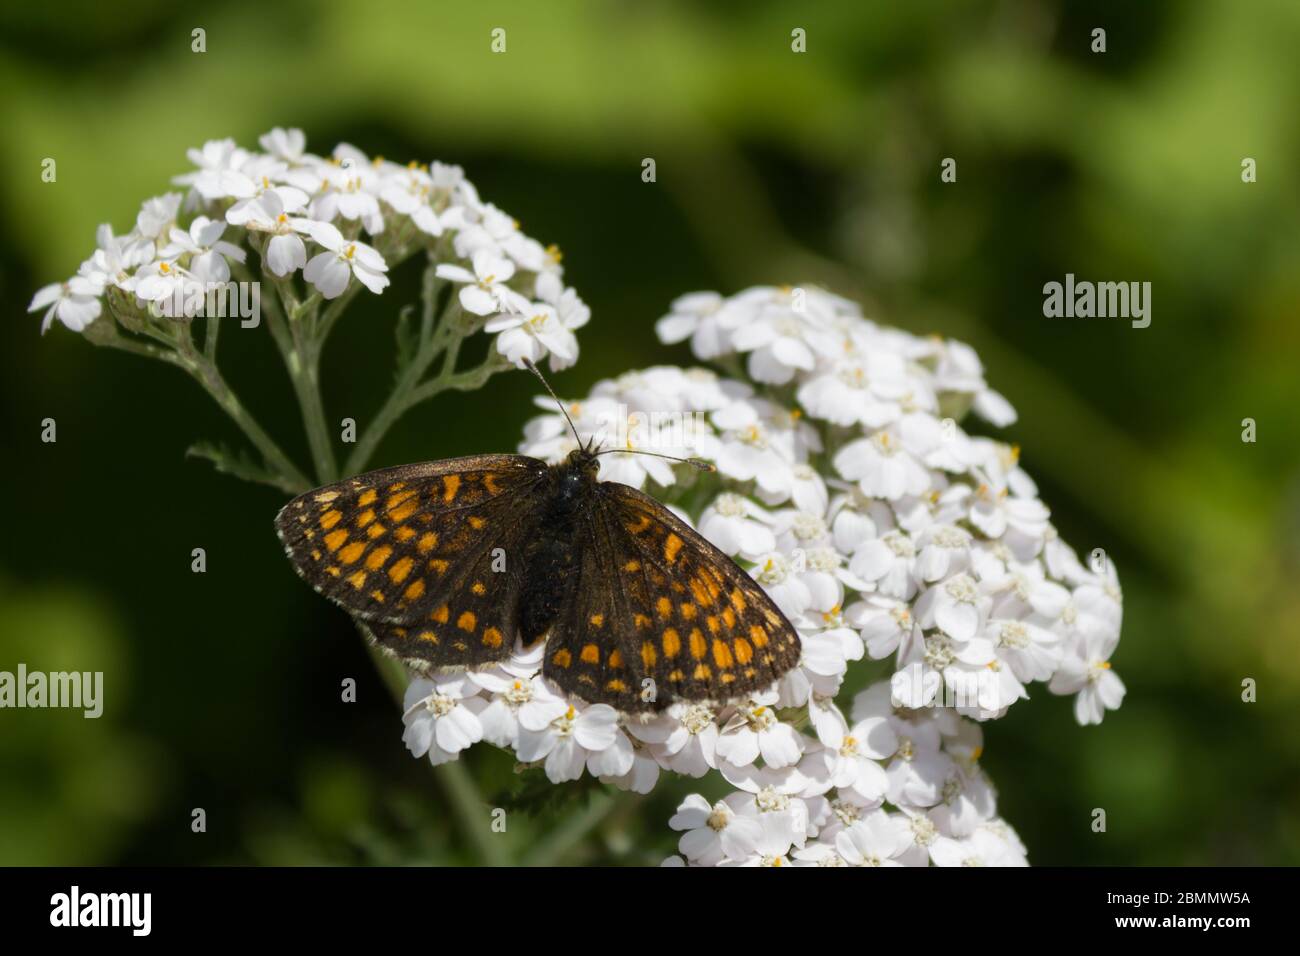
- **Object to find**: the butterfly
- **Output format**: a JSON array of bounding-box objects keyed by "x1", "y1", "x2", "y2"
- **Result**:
[{"x1": 274, "y1": 364, "x2": 802, "y2": 713}]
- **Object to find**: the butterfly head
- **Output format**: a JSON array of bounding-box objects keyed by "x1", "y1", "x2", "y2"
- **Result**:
[{"x1": 566, "y1": 444, "x2": 602, "y2": 481}]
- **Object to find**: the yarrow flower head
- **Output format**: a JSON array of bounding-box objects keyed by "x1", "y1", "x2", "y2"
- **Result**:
[
  {"x1": 385, "y1": 283, "x2": 1123, "y2": 867},
  {"x1": 28, "y1": 129, "x2": 588, "y2": 374}
]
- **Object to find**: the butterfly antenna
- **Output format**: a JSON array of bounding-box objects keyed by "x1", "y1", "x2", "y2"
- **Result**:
[
  {"x1": 594, "y1": 446, "x2": 716, "y2": 472},
  {"x1": 521, "y1": 359, "x2": 583, "y2": 447}
]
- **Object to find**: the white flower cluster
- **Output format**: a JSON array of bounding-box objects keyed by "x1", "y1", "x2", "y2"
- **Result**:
[
  {"x1": 28, "y1": 129, "x2": 589, "y2": 371},
  {"x1": 402, "y1": 284, "x2": 1125, "y2": 867}
]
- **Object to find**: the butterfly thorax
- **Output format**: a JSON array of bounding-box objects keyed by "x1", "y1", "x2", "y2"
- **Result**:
[{"x1": 517, "y1": 449, "x2": 601, "y2": 645}]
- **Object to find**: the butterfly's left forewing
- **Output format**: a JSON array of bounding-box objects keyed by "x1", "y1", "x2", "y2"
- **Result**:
[{"x1": 275, "y1": 454, "x2": 546, "y2": 627}]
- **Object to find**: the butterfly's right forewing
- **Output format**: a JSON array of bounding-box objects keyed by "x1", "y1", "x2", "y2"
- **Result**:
[{"x1": 541, "y1": 481, "x2": 802, "y2": 712}]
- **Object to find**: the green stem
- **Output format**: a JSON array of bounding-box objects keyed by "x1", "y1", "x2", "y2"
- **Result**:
[
  {"x1": 203, "y1": 314, "x2": 219, "y2": 361},
  {"x1": 405, "y1": 354, "x2": 505, "y2": 405},
  {"x1": 341, "y1": 284, "x2": 462, "y2": 477},
  {"x1": 91, "y1": 317, "x2": 309, "y2": 493},
  {"x1": 291, "y1": 332, "x2": 338, "y2": 484},
  {"x1": 342, "y1": 333, "x2": 447, "y2": 476},
  {"x1": 94, "y1": 329, "x2": 186, "y2": 368},
  {"x1": 363, "y1": 637, "x2": 510, "y2": 866},
  {"x1": 519, "y1": 790, "x2": 618, "y2": 866},
  {"x1": 253, "y1": 257, "x2": 338, "y2": 484},
  {"x1": 436, "y1": 759, "x2": 513, "y2": 867},
  {"x1": 176, "y1": 337, "x2": 312, "y2": 493}
]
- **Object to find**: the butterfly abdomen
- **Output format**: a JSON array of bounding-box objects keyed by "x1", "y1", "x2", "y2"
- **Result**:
[{"x1": 517, "y1": 459, "x2": 591, "y2": 645}]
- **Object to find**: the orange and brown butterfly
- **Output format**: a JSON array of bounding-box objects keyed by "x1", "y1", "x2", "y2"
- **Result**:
[{"x1": 274, "y1": 364, "x2": 802, "y2": 713}]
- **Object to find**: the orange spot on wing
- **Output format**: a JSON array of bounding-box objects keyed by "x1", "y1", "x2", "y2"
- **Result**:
[
  {"x1": 388, "y1": 501, "x2": 418, "y2": 524},
  {"x1": 580, "y1": 644, "x2": 600, "y2": 664},
  {"x1": 365, "y1": 545, "x2": 392, "y2": 570},
  {"x1": 641, "y1": 642, "x2": 658, "y2": 668},
  {"x1": 418, "y1": 532, "x2": 438, "y2": 553},
  {"x1": 482, "y1": 626, "x2": 503, "y2": 648},
  {"x1": 689, "y1": 628, "x2": 707, "y2": 659},
  {"x1": 356, "y1": 509, "x2": 376, "y2": 528},
  {"x1": 734, "y1": 637, "x2": 754, "y2": 664},
  {"x1": 731, "y1": 588, "x2": 747, "y2": 611},
  {"x1": 357, "y1": 489, "x2": 377, "y2": 507},
  {"x1": 656, "y1": 597, "x2": 672, "y2": 619},
  {"x1": 712, "y1": 639, "x2": 734, "y2": 668},
  {"x1": 624, "y1": 559, "x2": 641, "y2": 572},
  {"x1": 324, "y1": 529, "x2": 348, "y2": 552},
  {"x1": 403, "y1": 579, "x2": 425, "y2": 601},
  {"x1": 457, "y1": 611, "x2": 476, "y2": 632},
  {"x1": 749, "y1": 625, "x2": 769, "y2": 648},
  {"x1": 690, "y1": 578, "x2": 713, "y2": 606},
  {"x1": 662, "y1": 629, "x2": 681, "y2": 658},
  {"x1": 432, "y1": 605, "x2": 450, "y2": 623},
  {"x1": 320, "y1": 509, "x2": 342, "y2": 530},
  {"x1": 442, "y1": 474, "x2": 460, "y2": 503},
  {"x1": 388, "y1": 556, "x2": 414, "y2": 583},
  {"x1": 472, "y1": 581, "x2": 486, "y2": 595},
  {"x1": 469, "y1": 515, "x2": 485, "y2": 530},
  {"x1": 589, "y1": 613, "x2": 604, "y2": 627},
  {"x1": 387, "y1": 488, "x2": 417, "y2": 509},
  {"x1": 606, "y1": 679, "x2": 628, "y2": 692},
  {"x1": 552, "y1": 649, "x2": 572, "y2": 668},
  {"x1": 693, "y1": 663, "x2": 712, "y2": 680},
  {"x1": 608, "y1": 649, "x2": 624, "y2": 669},
  {"x1": 338, "y1": 541, "x2": 366, "y2": 564},
  {"x1": 664, "y1": 533, "x2": 684, "y2": 563},
  {"x1": 346, "y1": 570, "x2": 366, "y2": 589},
  {"x1": 394, "y1": 525, "x2": 416, "y2": 542}
]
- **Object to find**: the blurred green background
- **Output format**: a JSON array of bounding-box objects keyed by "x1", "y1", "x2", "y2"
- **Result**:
[{"x1": 1, "y1": 0, "x2": 1298, "y2": 865}]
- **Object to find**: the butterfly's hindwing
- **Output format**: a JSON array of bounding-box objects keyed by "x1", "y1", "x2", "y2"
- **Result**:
[
  {"x1": 539, "y1": 509, "x2": 646, "y2": 711},
  {"x1": 541, "y1": 481, "x2": 802, "y2": 712},
  {"x1": 364, "y1": 522, "x2": 535, "y2": 670},
  {"x1": 275, "y1": 454, "x2": 547, "y2": 627}
]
